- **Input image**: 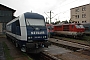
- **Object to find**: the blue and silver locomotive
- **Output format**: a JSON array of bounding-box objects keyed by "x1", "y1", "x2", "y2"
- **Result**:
[{"x1": 6, "y1": 12, "x2": 50, "y2": 53}]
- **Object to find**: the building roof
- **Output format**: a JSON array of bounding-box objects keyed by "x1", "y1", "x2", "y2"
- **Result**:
[
  {"x1": 0, "y1": 4, "x2": 16, "y2": 13},
  {"x1": 70, "y1": 3, "x2": 90, "y2": 10}
]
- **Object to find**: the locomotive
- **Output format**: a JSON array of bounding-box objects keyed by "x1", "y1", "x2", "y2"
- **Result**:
[
  {"x1": 81, "y1": 23, "x2": 90, "y2": 35},
  {"x1": 53, "y1": 23, "x2": 85, "y2": 38},
  {"x1": 6, "y1": 12, "x2": 50, "y2": 53}
]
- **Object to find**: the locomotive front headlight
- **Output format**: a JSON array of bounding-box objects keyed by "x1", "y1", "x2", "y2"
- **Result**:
[
  {"x1": 43, "y1": 36, "x2": 46, "y2": 38},
  {"x1": 28, "y1": 36, "x2": 33, "y2": 39},
  {"x1": 45, "y1": 36, "x2": 47, "y2": 38},
  {"x1": 31, "y1": 32, "x2": 33, "y2": 34},
  {"x1": 28, "y1": 37, "x2": 30, "y2": 39}
]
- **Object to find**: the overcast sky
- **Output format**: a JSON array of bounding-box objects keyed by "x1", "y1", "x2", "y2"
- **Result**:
[{"x1": 0, "y1": 0, "x2": 90, "y2": 22}]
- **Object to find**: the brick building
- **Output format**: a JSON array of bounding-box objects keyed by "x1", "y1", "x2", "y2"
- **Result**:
[
  {"x1": 0, "y1": 4, "x2": 16, "y2": 34},
  {"x1": 70, "y1": 4, "x2": 90, "y2": 23}
]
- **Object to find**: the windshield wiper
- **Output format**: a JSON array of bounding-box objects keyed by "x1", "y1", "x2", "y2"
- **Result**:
[{"x1": 26, "y1": 20, "x2": 35, "y2": 30}]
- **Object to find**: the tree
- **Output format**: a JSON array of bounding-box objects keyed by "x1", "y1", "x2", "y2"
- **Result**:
[
  {"x1": 62, "y1": 20, "x2": 68, "y2": 24},
  {"x1": 45, "y1": 22, "x2": 49, "y2": 24},
  {"x1": 55, "y1": 20, "x2": 60, "y2": 24},
  {"x1": 51, "y1": 22, "x2": 55, "y2": 25}
]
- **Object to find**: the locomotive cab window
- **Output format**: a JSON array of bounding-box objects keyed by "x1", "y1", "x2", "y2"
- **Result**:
[
  {"x1": 26, "y1": 19, "x2": 45, "y2": 26},
  {"x1": 79, "y1": 25, "x2": 84, "y2": 28},
  {"x1": 75, "y1": 25, "x2": 80, "y2": 28},
  {"x1": 75, "y1": 25, "x2": 84, "y2": 28}
]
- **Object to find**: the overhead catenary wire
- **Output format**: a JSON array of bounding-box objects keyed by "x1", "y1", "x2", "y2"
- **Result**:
[{"x1": 44, "y1": 0, "x2": 89, "y2": 22}]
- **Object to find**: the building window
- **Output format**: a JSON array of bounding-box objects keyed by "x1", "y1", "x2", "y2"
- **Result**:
[
  {"x1": 85, "y1": 21, "x2": 86, "y2": 23},
  {"x1": 82, "y1": 7, "x2": 86, "y2": 11},
  {"x1": 75, "y1": 15, "x2": 79, "y2": 19},
  {"x1": 82, "y1": 14, "x2": 86, "y2": 18},
  {"x1": 82, "y1": 21, "x2": 86, "y2": 23},
  {"x1": 75, "y1": 15, "x2": 77, "y2": 18},
  {"x1": 78, "y1": 21, "x2": 79, "y2": 23},
  {"x1": 75, "y1": 21, "x2": 77, "y2": 23},
  {"x1": 75, "y1": 8, "x2": 79, "y2": 12},
  {"x1": 82, "y1": 21, "x2": 84, "y2": 23},
  {"x1": 77, "y1": 15, "x2": 79, "y2": 18}
]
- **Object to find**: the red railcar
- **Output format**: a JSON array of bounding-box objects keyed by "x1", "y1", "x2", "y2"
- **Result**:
[
  {"x1": 53, "y1": 23, "x2": 85, "y2": 37},
  {"x1": 46, "y1": 24, "x2": 54, "y2": 36}
]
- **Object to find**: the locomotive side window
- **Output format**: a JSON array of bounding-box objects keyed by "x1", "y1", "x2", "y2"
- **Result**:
[
  {"x1": 16, "y1": 20, "x2": 20, "y2": 26},
  {"x1": 6, "y1": 24, "x2": 12, "y2": 32},
  {"x1": 12, "y1": 22, "x2": 16, "y2": 34},
  {"x1": 26, "y1": 19, "x2": 45, "y2": 26},
  {"x1": 15, "y1": 20, "x2": 21, "y2": 35}
]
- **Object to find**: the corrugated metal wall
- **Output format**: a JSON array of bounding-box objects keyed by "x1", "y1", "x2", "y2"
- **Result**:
[
  {"x1": 0, "y1": 10, "x2": 13, "y2": 34},
  {"x1": 0, "y1": 10, "x2": 12, "y2": 22}
]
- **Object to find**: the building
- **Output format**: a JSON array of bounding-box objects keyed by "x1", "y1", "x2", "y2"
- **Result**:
[
  {"x1": 0, "y1": 4, "x2": 16, "y2": 34},
  {"x1": 70, "y1": 4, "x2": 90, "y2": 23}
]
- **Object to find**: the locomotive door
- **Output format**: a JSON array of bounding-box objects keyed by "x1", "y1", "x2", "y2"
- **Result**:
[{"x1": 70, "y1": 25, "x2": 75, "y2": 31}]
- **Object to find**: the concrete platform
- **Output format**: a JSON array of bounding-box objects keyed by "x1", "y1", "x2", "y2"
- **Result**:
[{"x1": 44, "y1": 45, "x2": 72, "y2": 55}]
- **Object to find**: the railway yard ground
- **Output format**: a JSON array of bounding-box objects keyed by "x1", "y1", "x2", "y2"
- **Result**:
[
  {"x1": 48, "y1": 38, "x2": 90, "y2": 60},
  {"x1": 0, "y1": 34, "x2": 90, "y2": 60},
  {"x1": 0, "y1": 35, "x2": 32, "y2": 60}
]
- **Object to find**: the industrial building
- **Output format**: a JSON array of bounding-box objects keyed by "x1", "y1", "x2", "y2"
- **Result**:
[
  {"x1": 0, "y1": 4, "x2": 16, "y2": 34},
  {"x1": 70, "y1": 3, "x2": 90, "y2": 23}
]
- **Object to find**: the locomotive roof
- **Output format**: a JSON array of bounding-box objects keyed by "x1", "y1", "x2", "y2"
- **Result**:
[
  {"x1": 24, "y1": 12, "x2": 45, "y2": 19},
  {"x1": 6, "y1": 12, "x2": 45, "y2": 25}
]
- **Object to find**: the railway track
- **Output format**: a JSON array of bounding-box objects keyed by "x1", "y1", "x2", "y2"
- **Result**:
[
  {"x1": 1, "y1": 37, "x2": 90, "y2": 60},
  {"x1": 27, "y1": 44, "x2": 72, "y2": 60},
  {"x1": 27, "y1": 36, "x2": 90, "y2": 60},
  {"x1": 40, "y1": 52, "x2": 60, "y2": 60},
  {"x1": 27, "y1": 40, "x2": 90, "y2": 60},
  {"x1": 52, "y1": 36, "x2": 90, "y2": 46},
  {"x1": 49, "y1": 37, "x2": 90, "y2": 52},
  {"x1": 28, "y1": 52, "x2": 60, "y2": 60},
  {"x1": 27, "y1": 49, "x2": 61, "y2": 60},
  {"x1": 6, "y1": 36, "x2": 89, "y2": 60}
]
